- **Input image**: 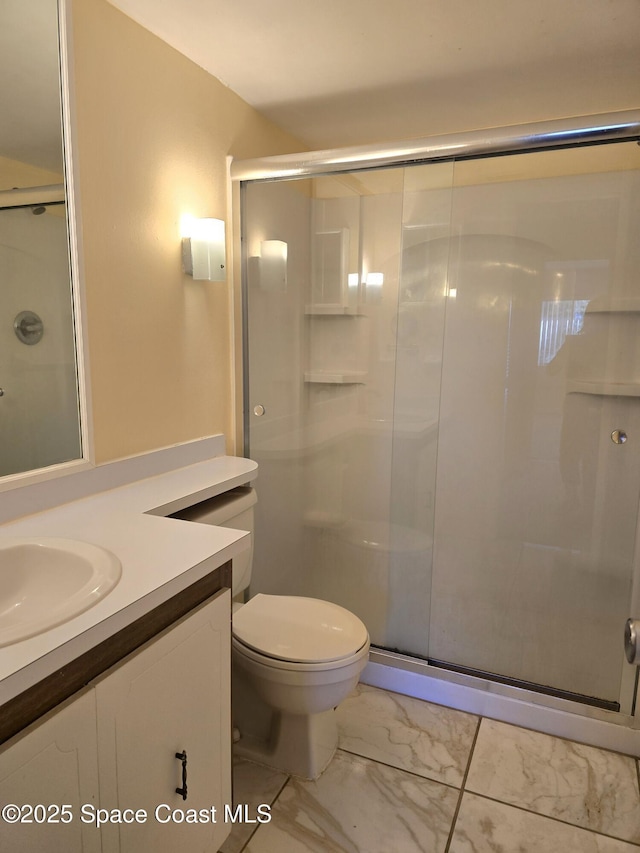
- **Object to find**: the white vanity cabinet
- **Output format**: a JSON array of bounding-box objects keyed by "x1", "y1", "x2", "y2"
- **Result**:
[
  {"x1": 0, "y1": 588, "x2": 231, "y2": 853},
  {"x1": 95, "y1": 589, "x2": 231, "y2": 853},
  {"x1": 0, "y1": 690, "x2": 101, "y2": 853}
]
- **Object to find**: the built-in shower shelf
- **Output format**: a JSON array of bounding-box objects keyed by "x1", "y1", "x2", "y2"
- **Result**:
[
  {"x1": 585, "y1": 298, "x2": 640, "y2": 314},
  {"x1": 304, "y1": 304, "x2": 362, "y2": 315},
  {"x1": 304, "y1": 370, "x2": 367, "y2": 385},
  {"x1": 567, "y1": 380, "x2": 640, "y2": 397}
]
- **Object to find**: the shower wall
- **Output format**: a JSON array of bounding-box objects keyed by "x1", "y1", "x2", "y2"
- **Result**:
[
  {"x1": 243, "y1": 141, "x2": 640, "y2": 709},
  {"x1": 0, "y1": 204, "x2": 80, "y2": 476}
]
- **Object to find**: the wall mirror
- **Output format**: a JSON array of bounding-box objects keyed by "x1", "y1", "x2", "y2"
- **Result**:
[{"x1": 0, "y1": 0, "x2": 84, "y2": 482}]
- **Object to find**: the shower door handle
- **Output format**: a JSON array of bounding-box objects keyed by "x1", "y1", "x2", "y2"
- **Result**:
[
  {"x1": 253, "y1": 404, "x2": 266, "y2": 417},
  {"x1": 612, "y1": 430, "x2": 627, "y2": 445},
  {"x1": 624, "y1": 619, "x2": 640, "y2": 664}
]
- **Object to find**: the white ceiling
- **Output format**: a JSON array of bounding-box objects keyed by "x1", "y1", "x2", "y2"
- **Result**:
[
  {"x1": 1, "y1": 0, "x2": 638, "y2": 177},
  {"x1": 107, "y1": 0, "x2": 640, "y2": 149}
]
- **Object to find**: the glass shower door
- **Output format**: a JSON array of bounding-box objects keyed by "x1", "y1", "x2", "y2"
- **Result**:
[
  {"x1": 242, "y1": 139, "x2": 640, "y2": 712},
  {"x1": 242, "y1": 166, "x2": 446, "y2": 649},
  {"x1": 424, "y1": 143, "x2": 640, "y2": 708}
]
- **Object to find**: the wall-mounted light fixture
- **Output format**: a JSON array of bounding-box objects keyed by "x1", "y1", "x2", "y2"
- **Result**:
[
  {"x1": 259, "y1": 240, "x2": 288, "y2": 291},
  {"x1": 365, "y1": 272, "x2": 384, "y2": 288},
  {"x1": 181, "y1": 217, "x2": 226, "y2": 281}
]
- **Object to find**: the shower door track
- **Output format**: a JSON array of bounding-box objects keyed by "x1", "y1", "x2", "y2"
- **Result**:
[
  {"x1": 426, "y1": 658, "x2": 621, "y2": 713},
  {"x1": 0, "y1": 185, "x2": 66, "y2": 211},
  {"x1": 0, "y1": 200, "x2": 65, "y2": 213},
  {"x1": 231, "y1": 110, "x2": 640, "y2": 182},
  {"x1": 369, "y1": 646, "x2": 622, "y2": 712}
]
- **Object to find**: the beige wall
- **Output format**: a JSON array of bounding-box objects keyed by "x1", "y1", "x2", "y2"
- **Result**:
[{"x1": 70, "y1": 0, "x2": 303, "y2": 463}]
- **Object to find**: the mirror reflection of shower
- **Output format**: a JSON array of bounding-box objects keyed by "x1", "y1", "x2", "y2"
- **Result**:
[
  {"x1": 0, "y1": 0, "x2": 82, "y2": 482},
  {"x1": 0, "y1": 186, "x2": 81, "y2": 477}
]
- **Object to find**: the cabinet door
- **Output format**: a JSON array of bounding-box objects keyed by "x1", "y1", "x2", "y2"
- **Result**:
[
  {"x1": 0, "y1": 689, "x2": 101, "y2": 853},
  {"x1": 96, "y1": 590, "x2": 231, "y2": 853}
]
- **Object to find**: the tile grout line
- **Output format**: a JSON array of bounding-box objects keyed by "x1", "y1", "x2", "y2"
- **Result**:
[
  {"x1": 444, "y1": 715, "x2": 483, "y2": 853},
  {"x1": 461, "y1": 790, "x2": 640, "y2": 849},
  {"x1": 236, "y1": 773, "x2": 291, "y2": 853},
  {"x1": 335, "y1": 745, "x2": 464, "y2": 792},
  {"x1": 467, "y1": 710, "x2": 640, "y2": 759}
]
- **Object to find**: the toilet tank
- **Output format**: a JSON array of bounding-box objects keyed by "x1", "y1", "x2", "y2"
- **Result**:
[{"x1": 171, "y1": 486, "x2": 257, "y2": 597}]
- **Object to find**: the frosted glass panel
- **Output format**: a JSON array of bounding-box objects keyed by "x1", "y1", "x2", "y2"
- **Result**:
[
  {"x1": 243, "y1": 179, "x2": 311, "y2": 598},
  {"x1": 386, "y1": 164, "x2": 454, "y2": 656},
  {"x1": 245, "y1": 167, "x2": 445, "y2": 649},
  {"x1": 429, "y1": 147, "x2": 640, "y2": 703}
]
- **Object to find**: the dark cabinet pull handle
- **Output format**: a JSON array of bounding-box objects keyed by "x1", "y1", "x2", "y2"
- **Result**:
[{"x1": 175, "y1": 750, "x2": 188, "y2": 800}]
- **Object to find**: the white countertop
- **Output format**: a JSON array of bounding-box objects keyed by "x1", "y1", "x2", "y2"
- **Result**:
[{"x1": 0, "y1": 453, "x2": 257, "y2": 705}]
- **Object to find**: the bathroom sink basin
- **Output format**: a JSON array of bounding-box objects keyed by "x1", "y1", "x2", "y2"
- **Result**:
[{"x1": 0, "y1": 538, "x2": 122, "y2": 647}]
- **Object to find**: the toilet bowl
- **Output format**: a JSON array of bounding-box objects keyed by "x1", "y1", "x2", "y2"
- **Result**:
[
  {"x1": 172, "y1": 485, "x2": 370, "y2": 779},
  {"x1": 232, "y1": 593, "x2": 369, "y2": 777}
]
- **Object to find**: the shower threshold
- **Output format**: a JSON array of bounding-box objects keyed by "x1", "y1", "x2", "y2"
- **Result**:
[{"x1": 365, "y1": 648, "x2": 639, "y2": 756}]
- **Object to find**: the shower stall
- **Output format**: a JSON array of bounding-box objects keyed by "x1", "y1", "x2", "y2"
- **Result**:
[{"x1": 232, "y1": 112, "x2": 640, "y2": 743}]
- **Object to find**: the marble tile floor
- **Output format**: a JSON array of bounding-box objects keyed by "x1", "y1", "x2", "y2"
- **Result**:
[{"x1": 219, "y1": 683, "x2": 640, "y2": 853}]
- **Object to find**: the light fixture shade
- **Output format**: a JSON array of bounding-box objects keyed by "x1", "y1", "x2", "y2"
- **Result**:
[{"x1": 182, "y1": 218, "x2": 226, "y2": 281}]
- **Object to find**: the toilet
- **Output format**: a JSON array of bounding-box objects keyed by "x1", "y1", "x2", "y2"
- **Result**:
[{"x1": 172, "y1": 485, "x2": 370, "y2": 779}]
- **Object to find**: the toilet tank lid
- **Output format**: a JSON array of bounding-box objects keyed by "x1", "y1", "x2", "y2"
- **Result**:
[
  {"x1": 233, "y1": 594, "x2": 369, "y2": 663},
  {"x1": 172, "y1": 485, "x2": 256, "y2": 525}
]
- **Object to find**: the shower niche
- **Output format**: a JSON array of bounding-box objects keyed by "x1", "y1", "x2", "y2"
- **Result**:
[{"x1": 305, "y1": 223, "x2": 368, "y2": 385}]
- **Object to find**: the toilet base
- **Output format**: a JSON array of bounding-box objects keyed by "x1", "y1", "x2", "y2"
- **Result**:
[{"x1": 235, "y1": 708, "x2": 338, "y2": 780}]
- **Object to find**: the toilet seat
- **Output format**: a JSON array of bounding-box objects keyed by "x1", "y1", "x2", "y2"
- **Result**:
[
  {"x1": 232, "y1": 635, "x2": 370, "y2": 674},
  {"x1": 233, "y1": 594, "x2": 369, "y2": 665}
]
